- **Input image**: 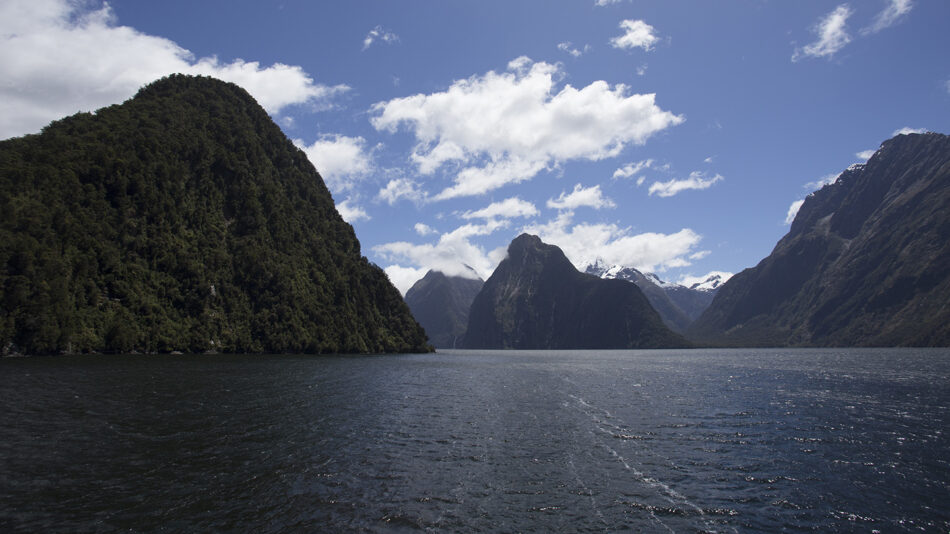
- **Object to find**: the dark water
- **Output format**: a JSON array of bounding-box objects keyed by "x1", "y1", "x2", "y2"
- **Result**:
[{"x1": 1, "y1": 349, "x2": 948, "y2": 533}]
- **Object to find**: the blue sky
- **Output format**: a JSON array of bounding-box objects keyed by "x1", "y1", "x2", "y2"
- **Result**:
[{"x1": 2, "y1": 0, "x2": 948, "y2": 293}]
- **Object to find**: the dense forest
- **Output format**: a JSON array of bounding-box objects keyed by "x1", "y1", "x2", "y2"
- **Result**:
[{"x1": 0, "y1": 74, "x2": 431, "y2": 355}]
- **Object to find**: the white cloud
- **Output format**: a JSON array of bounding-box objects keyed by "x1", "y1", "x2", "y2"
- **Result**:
[
  {"x1": 336, "y1": 198, "x2": 370, "y2": 223},
  {"x1": 377, "y1": 178, "x2": 427, "y2": 205},
  {"x1": 610, "y1": 19, "x2": 660, "y2": 51},
  {"x1": 371, "y1": 57, "x2": 683, "y2": 200},
  {"x1": 461, "y1": 197, "x2": 539, "y2": 220},
  {"x1": 648, "y1": 172, "x2": 723, "y2": 197},
  {"x1": 414, "y1": 223, "x2": 437, "y2": 236},
  {"x1": 523, "y1": 213, "x2": 704, "y2": 273},
  {"x1": 792, "y1": 5, "x2": 854, "y2": 62},
  {"x1": 382, "y1": 265, "x2": 428, "y2": 296},
  {"x1": 612, "y1": 159, "x2": 655, "y2": 180},
  {"x1": 704, "y1": 156, "x2": 715, "y2": 164},
  {"x1": 594, "y1": 0, "x2": 623, "y2": 5},
  {"x1": 856, "y1": 149, "x2": 876, "y2": 161},
  {"x1": 362, "y1": 25, "x2": 399, "y2": 50},
  {"x1": 294, "y1": 135, "x2": 373, "y2": 193},
  {"x1": 374, "y1": 221, "x2": 507, "y2": 289},
  {"x1": 557, "y1": 42, "x2": 590, "y2": 58},
  {"x1": 785, "y1": 199, "x2": 805, "y2": 225},
  {"x1": 636, "y1": 176, "x2": 646, "y2": 187},
  {"x1": 805, "y1": 172, "x2": 840, "y2": 191},
  {"x1": 0, "y1": 0, "x2": 346, "y2": 140},
  {"x1": 636, "y1": 64, "x2": 648, "y2": 76},
  {"x1": 862, "y1": 0, "x2": 913, "y2": 34},
  {"x1": 892, "y1": 126, "x2": 928, "y2": 136},
  {"x1": 547, "y1": 184, "x2": 616, "y2": 211}
]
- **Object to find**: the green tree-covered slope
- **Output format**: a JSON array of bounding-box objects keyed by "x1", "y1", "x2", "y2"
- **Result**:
[{"x1": 0, "y1": 74, "x2": 431, "y2": 355}]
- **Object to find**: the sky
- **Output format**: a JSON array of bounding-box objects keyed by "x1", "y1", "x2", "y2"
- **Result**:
[{"x1": 2, "y1": 0, "x2": 948, "y2": 294}]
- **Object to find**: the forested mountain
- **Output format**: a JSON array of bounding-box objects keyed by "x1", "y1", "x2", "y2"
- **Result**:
[
  {"x1": 689, "y1": 133, "x2": 950, "y2": 347},
  {"x1": 464, "y1": 234, "x2": 688, "y2": 349},
  {"x1": 0, "y1": 74, "x2": 430, "y2": 355},
  {"x1": 404, "y1": 269, "x2": 483, "y2": 349}
]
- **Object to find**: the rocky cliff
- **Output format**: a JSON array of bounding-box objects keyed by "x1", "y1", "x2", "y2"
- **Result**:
[
  {"x1": 464, "y1": 234, "x2": 687, "y2": 349},
  {"x1": 689, "y1": 133, "x2": 950, "y2": 346}
]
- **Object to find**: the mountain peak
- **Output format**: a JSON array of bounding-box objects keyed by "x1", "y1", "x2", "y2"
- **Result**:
[
  {"x1": 464, "y1": 235, "x2": 687, "y2": 349},
  {"x1": 690, "y1": 132, "x2": 950, "y2": 347}
]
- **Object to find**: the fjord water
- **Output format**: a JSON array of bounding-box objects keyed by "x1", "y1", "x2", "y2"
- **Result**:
[{"x1": 1, "y1": 350, "x2": 948, "y2": 532}]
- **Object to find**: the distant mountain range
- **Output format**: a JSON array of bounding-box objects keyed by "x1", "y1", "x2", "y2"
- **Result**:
[
  {"x1": 585, "y1": 263, "x2": 727, "y2": 333},
  {"x1": 462, "y1": 234, "x2": 687, "y2": 349},
  {"x1": 0, "y1": 75, "x2": 430, "y2": 355},
  {"x1": 690, "y1": 132, "x2": 950, "y2": 347},
  {"x1": 404, "y1": 270, "x2": 483, "y2": 349}
]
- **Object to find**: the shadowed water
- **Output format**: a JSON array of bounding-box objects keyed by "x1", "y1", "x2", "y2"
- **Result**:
[{"x1": 1, "y1": 349, "x2": 948, "y2": 532}]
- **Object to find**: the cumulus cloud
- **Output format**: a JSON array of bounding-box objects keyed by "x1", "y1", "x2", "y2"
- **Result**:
[
  {"x1": 523, "y1": 213, "x2": 704, "y2": 273},
  {"x1": 381, "y1": 265, "x2": 428, "y2": 296},
  {"x1": 610, "y1": 19, "x2": 660, "y2": 51},
  {"x1": 362, "y1": 25, "x2": 399, "y2": 50},
  {"x1": 557, "y1": 41, "x2": 590, "y2": 58},
  {"x1": 785, "y1": 199, "x2": 805, "y2": 225},
  {"x1": 547, "y1": 184, "x2": 615, "y2": 211},
  {"x1": 414, "y1": 223, "x2": 437, "y2": 236},
  {"x1": 294, "y1": 135, "x2": 373, "y2": 192},
  {"x1": 613, "y1": 159, "x2": 656, "y2": 180},
  {"x1": 892, "y1": 126, "x2": 928, "y2": 136},
  {"x1": 377, "y1": 178, "x2": 427, "y2": 205},
  {"x1": 0, "y1": 0, "x2": 346, "y2": 140},
  {"x1": 648, "y1": 172, "x2": 723, "y2": 197},
  {"x1": 862, "y1": 0, "x2": 913, "y2": 34},
  {"x1": 374, "y1": 221, "x2": 507, "y2": 291},
  {"x1": 371, "y1": 57, "x2": 683, "y2": 200},
  {"x1": 336, "y1": 198, "x2": 370, "y2": 223},
  {"x1": 594, "y1": 0, "x2": 623, "y2": 5},
  {"x1": 461, "y1": 197, "x2": 539, "y2": 220},
  {"x1": 856, "y1": 149, "x2": 876, "y2": 161},
  {"x1": 792, "y1": 5, "x2": 853, "y2": 62}
]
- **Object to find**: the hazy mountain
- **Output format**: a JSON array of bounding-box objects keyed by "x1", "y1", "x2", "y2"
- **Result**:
[
  {"x1": 689, "y1": 133, "x2": 950, "y2": 347},
  {"x1": 404, "y1": 269, "x2": 483, "y2": 349},
  {"x1": 464, "y1": 234, "x2": 687, "y2": 349},
  {"x1": 585, "y1": 263, "x2": 723, "y2": 333},
  {"x1": 0, "y1": 74, "x2": 430, "y2": 355}
]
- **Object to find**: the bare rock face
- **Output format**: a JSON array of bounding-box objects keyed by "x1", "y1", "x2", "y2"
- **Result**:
[
  {"x1": 463, "y1": 234, "x2": 688, "y2": 350},
  {"x1": 689, "y1": 133, "x2": 950, "y2": 347}
]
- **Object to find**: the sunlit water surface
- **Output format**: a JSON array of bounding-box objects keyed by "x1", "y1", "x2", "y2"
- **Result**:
[{"x1": 1, "y1": 349, "x2": 948, "y2": 532}]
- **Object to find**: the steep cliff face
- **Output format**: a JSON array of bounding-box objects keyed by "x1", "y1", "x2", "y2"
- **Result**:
[
  {"x1": 0, "y1": 74, "x2": 430, "y2": 355},
  {"x1": 464, "y1": 234, "x2": 687, "y2": 349},
  {"x1": 689, "y1": 133, "x2": 950, "y2": 347},
  {"x1": 404, "y1": 270, "x2": 483, "y2": 349}
]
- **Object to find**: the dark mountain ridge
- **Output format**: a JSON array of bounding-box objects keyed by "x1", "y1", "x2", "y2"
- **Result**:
[
  {"x1": 585, "y1": 263, "x2": 720, "y2": 333},
  {"x1": 0, "y1": 74, "x2": 430, "y2": 355},
  {"x1": 689, "y1": 132, "x2": 950, "y2": 347},
  {"x1": 464, "y1": 234, "x2": 688, "y2": 349},
  {"x1": 404, "y1": 269, "x2": 483, "y2": 349}
]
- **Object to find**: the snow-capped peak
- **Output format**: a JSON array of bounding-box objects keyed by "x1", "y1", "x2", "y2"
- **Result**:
[{"x1": 681, "y1": 271, "x2": 733, "y2": 292}]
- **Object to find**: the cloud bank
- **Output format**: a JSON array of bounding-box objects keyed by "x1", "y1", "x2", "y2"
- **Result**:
[
  {"x1": 371, "y1": 57, "x2": 683, "y2": 200},
  {"x1": 0, "y1": 0, "x2": 345, "y2": 140}
]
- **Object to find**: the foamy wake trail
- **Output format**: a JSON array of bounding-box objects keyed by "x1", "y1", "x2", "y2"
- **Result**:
[{"x1": 567, "y1": 393, "x2": 724, "y2": 532}]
